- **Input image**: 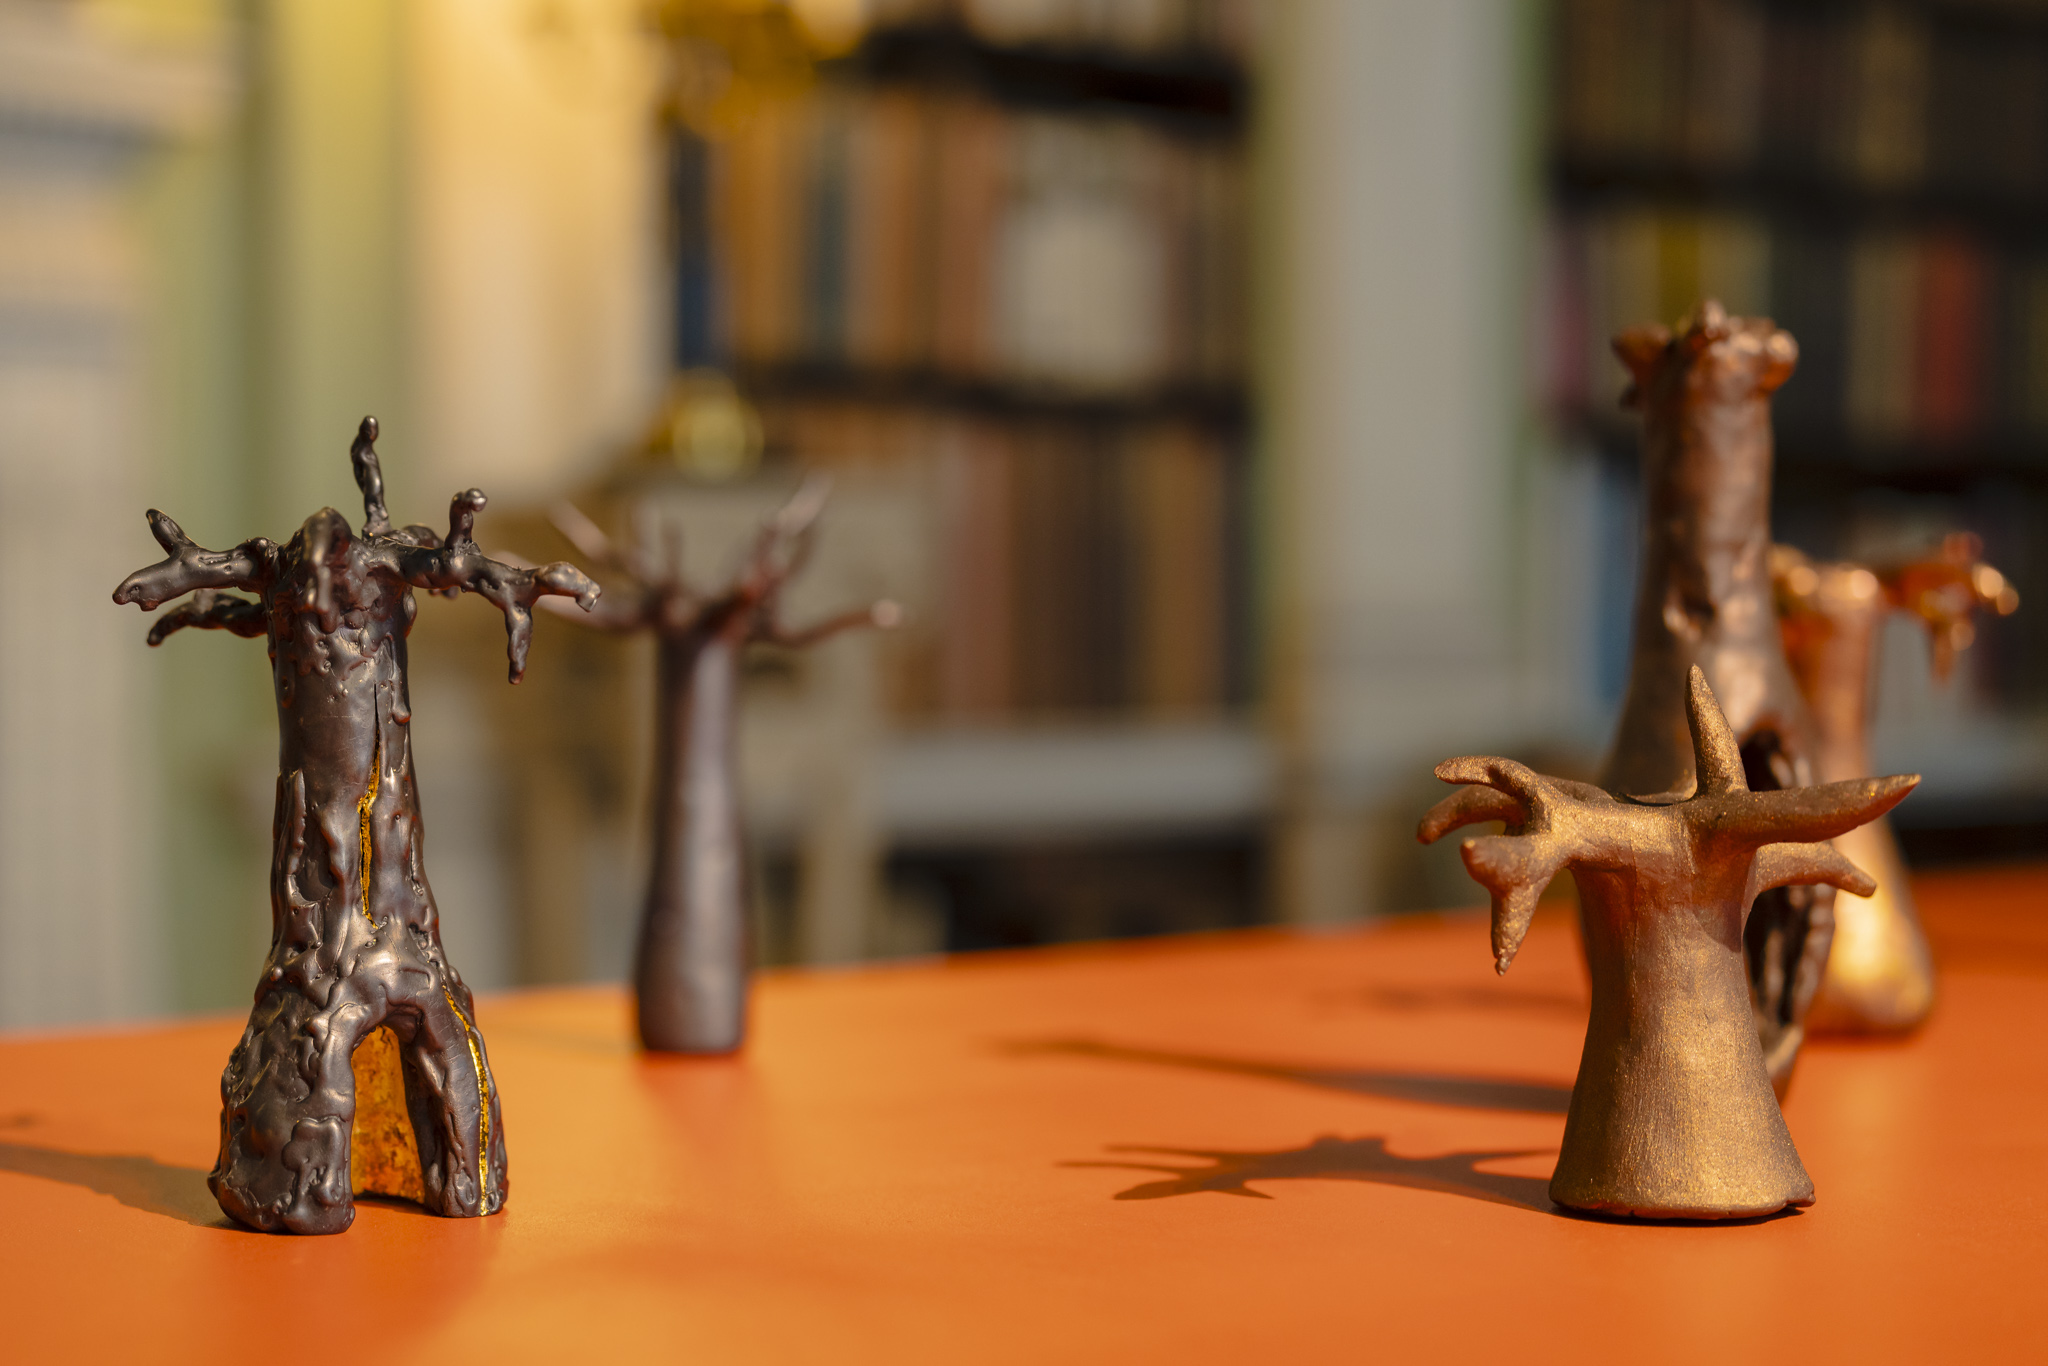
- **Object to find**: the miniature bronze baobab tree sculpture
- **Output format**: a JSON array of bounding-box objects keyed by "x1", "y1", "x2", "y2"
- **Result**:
[
  {"x1": 1420, "y1": 667, "x2": 1916, "y2": 1219},
  {"x1": 112, "y1": 417, "x2": 597, "y2": 1235},
  {"x1": 1773, "y1": 534, "x2": 2019, "y2": 1034},
  {"x1": 1604, "y1": 300, "x2": 1832, "y2": 1094},
  {"x1": 546, "y1": 478, "x2": 898, "y2": 1053}
]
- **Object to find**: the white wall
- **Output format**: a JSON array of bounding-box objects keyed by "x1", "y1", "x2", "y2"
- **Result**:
[
  {"x1": 409, "y1": 0, "x2": 668, "y2": 506},
  {"x1": 1260, "y1": 0, "x2": 1542, "y2": 919},
  {"x1": 0, "y1": 3, "x2": 225, "y2": 1026}
]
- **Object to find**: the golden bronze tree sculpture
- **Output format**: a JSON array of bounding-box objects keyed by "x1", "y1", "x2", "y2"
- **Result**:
[
  {"x1": 547, "y1": 478, "x2": 897, "y2": 1053},
  {"x1": 113, "y1": 418, "x2": 598, "y2": 1234},
  {"x1": 1421, "y1": 667, "x2": 1916, "y2": 1219},
  {"x1": 1603, "y1": 300, "x2": 1832, "y2": 1095},
  {"x1": 1773, "y1": 534, "x2": 2019, "y2": 1033}
]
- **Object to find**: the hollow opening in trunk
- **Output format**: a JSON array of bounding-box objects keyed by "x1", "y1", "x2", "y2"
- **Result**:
[
  {"x1": 349, "y1": 1025, "x2": 425, "y2": 1205},
  {"x1": 1740, "y1": 728, "x2": 1815, "y2": 1032}
]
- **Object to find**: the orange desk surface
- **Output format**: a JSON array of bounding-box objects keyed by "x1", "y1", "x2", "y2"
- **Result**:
[{"x1": 4, "y1": 868, "x2": 2045, "y2": 1364}]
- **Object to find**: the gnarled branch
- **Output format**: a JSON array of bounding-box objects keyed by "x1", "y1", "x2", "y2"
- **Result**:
[
  {"x1": 543, "y1": 478, "x2": 898, "y2": 655},
  {"x1": 1697, "y1": 776, "x2": 1920, "y2": 849},
  {"x1": 1419, "y1": 759, "x2": 1618, "y2": 973},
  {"x1": 394, "y1": 489, "x2": 600, "y2": 682},
  {"x1": 1750, "y1": 842, "x2": 1876, "y2": 902},
  {"x1": 731, "y1": 474, "x2": 829, "y2": 607},
  {"x1": 1418, "y1": 785, "x2": 1526, "y2": 843},
  {"x1": 351, "y1": 416, "x2": 391, "y2": 537},
  {"x1": 145, "y1": 590, "x2": 268, "y2": 646},
  {"x1": 1457, "y1": 831, "x2": 1576, "y2": 976},
  {"x1": 550, "y1": 500, "x2": 668, "y2": 590},
  {"x1": 113, "y1": 511, "x2": 276, "y2": 610},
  {"x1": 1683, "y1": 665, "x2": 1747, "y2": 796},
  {"x1": 1420, "y1": 668, "x2": 1915, "y2": 977},
  {"x1": 755, "y1": 599, "x2": 903, "y2": 649},
  {"x1": 1678, "y1": 667, "x2": 1917, "y2": 845}
]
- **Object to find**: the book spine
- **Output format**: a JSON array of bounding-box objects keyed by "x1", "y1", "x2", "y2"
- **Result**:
[
  {"x1": 1916, "y1": 231, "x2": 1988, "y2": 449},
  {"x1": 935, "y1": 418, "x2": 1016, "y2": 716},
  {"x1": 1845, "y1": 231, "x2": 1922, "y2": 451},
  {"x1": 806, "y1": 91, "x2": 853, "y2": 365},
  {"x1": 1845, "y1": 5, "x2": 1929, "y2": 191},
  {"x1": 1130, "y1": 422, "x2": 1227, "y2": 711}
]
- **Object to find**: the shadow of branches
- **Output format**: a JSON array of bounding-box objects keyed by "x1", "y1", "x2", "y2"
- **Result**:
[
  {"x1": 0, "y1": 1141, "x2": 227, "y2": 1228},
  {"x1": 1008, "y1": 1037, "x2": 1573, "y2": 1114},
  {"x1": 1065, "y1": 1134, "x2": 1555, "y2": 1212}
]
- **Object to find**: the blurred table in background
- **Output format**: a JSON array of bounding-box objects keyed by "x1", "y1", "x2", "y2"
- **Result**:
[{"x1": 4, "y1": 866, "x2": 2044, "y2": 1362}]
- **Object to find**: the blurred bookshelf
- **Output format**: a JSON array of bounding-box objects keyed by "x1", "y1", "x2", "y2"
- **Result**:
[
  {"x1": 645, "y1": 0, "x2": 1269, "y2": 958},
  {"x1": 1546, "y1": 0, "x2": 2048, "y2": 830}
]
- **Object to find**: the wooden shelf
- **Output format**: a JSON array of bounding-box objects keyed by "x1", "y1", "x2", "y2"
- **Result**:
[
  {"x1": 1568, "y1": 412, "x2": 2048, "y2": 494},
  {"x1": 1552, "y1": 156, "x2": 2048, "y2": 244},
  {"x1": 832, "y1": 23, "x2": 1248, "y2": 129},
  {"x1": 736, "y1": 716, "x2": 1273, "y2": 849},
  {"x1": 742, "y1": 361, "x2": 1252, "y2": 429},
  {"x1": 1752, "y1": 0, "x2": 2048, "y2": 45},
  {"x1": 874, "y1": 720, "x2": 1273, "y2": 846}
]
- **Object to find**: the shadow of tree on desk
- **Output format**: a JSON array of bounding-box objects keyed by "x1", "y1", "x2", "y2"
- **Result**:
[
  {"x1": 0, "y1": 1141, "x2": 229, "y2": 1228},
  {"x1": 1338, "y1": 982, "x2": 1587, "y2": 1019},
  {"x1": 1008, "y1": 1038, "x2": 1572, "y2": 1115},
  {"x1": 1065, "y1": 1135, "x2": 1555, "y2": 1212}
]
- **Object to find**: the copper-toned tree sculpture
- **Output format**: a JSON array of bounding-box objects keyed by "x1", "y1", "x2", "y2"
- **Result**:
[
  {"x1": 547, "y1": 479, "x2": 898, "y2": 1053},
  {"x1": 112, "y1": 417, "x2": 597, "y2": 1234},
  {"x1": 1420, "y1": 667, "x2": 1916, "y2": 1219},
  {"x1": 1604, "y1": 300, "x2": 1831, "y2": 1095},
  {"x1": 1773, "y1": 534, "x2": 2020, "y2": 1033}
]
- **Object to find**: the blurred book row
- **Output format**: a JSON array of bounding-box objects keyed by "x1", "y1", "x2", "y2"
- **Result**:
[
  {"x1": 707, "y1": 85, "x2": 1246, "y2": 395},
  {"x1": 774, "y1": 402, "x2": 1253, "y2": 717},
  {"x1": 1545, "y1": 204, "x2": 2048, "y2": 459},
  {"x1": 1557, "y1": 0, "x2": 2048, "y2": 204},
  {"x1": 870, "y1": 0, "x2": 1259, "y2": 57}
]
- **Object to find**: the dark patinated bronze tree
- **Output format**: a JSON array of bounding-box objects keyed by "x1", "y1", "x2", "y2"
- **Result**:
[
  {"x1": 547, "y1": 479, "x2": 897, "y2": 1053},
  {"x1": 113, "y1": 417, "x2": 597, "y2": 1235},
  {"x1": 1421, "y1": 667, "x2": 1916, "y2": 1219},
  {"x1": 1604, "y1": 300, "x2": 1830, "y2": 1095}
]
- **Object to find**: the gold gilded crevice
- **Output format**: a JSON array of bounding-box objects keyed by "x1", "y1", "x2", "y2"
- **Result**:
[
  {"x1": 349, "y1": 1025, "x2": 425, "y2": 1204},
  {"x1": 443, "y1": 987, "x2": 492, "y2": 1209},
  {"x1": 357, "y1": 733, "x2": 382, "y2": 925}
]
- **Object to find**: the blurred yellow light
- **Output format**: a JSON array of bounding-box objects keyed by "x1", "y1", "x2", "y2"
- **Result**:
[
  {"x1": 789, "y1": 0, "x2": 867, "y2": 54},
  {"x1": 656, "y1": 370, "x2": 763, "y2": 481}
]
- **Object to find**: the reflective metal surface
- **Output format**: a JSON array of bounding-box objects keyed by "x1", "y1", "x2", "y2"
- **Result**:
[
  {"x1": 1774, "y1": 536, "x2": 2019, "y2": 1033},
  {"x1": 113, "y1": 417, "x2": 597, "y2": 1234},
  {"x1": 1602, "y1": 300, "x2": 1828, "y2": 1095},
  {"x1": 549, "y1": 479, "x2": 897, "y2": 1054},
  {"x1": 1421, "y1": 667, "x2": 1916, "y2": 1219}
]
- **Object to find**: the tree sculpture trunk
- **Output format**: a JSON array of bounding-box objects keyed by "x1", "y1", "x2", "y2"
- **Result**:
[
  {"x1": 1421, "y1": 667, "x2": 1915, "y2": 1219},
  {"x1": 1773, "y1": 535, "x2": 2019, "y2": 1033},
  {"x1": 639, "y1": 628, "x2": 748, "y2": 1051},
  {"x1": 112, "y1": 417, "x2": 596, "y2": 1234},
  {"x1": 545, "y1": 481, "x2": 896, "y2": 1053},
  {"x1": 1603, "y1": 300, "x2": 1829, "y2": 1095}
]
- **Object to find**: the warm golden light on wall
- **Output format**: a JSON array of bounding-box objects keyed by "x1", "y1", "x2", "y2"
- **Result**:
[{"x1": 653, "y1": 0, "x2": 867, "y2": 136}]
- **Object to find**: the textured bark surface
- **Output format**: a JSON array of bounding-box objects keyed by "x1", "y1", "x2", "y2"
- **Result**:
[
  {"x1": 1602, "y1": 301, "x2": 1832, "y2": 1095},
  {"x1": 546, "y1": 481, "x2": 896, "y2": 1053},
  {"x1": 113, "y1": 417, "x2": 596, "y2": 1234},
  {"x1": 1422, "y1": 668, "x2": 1916, "y2": 1218}
]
